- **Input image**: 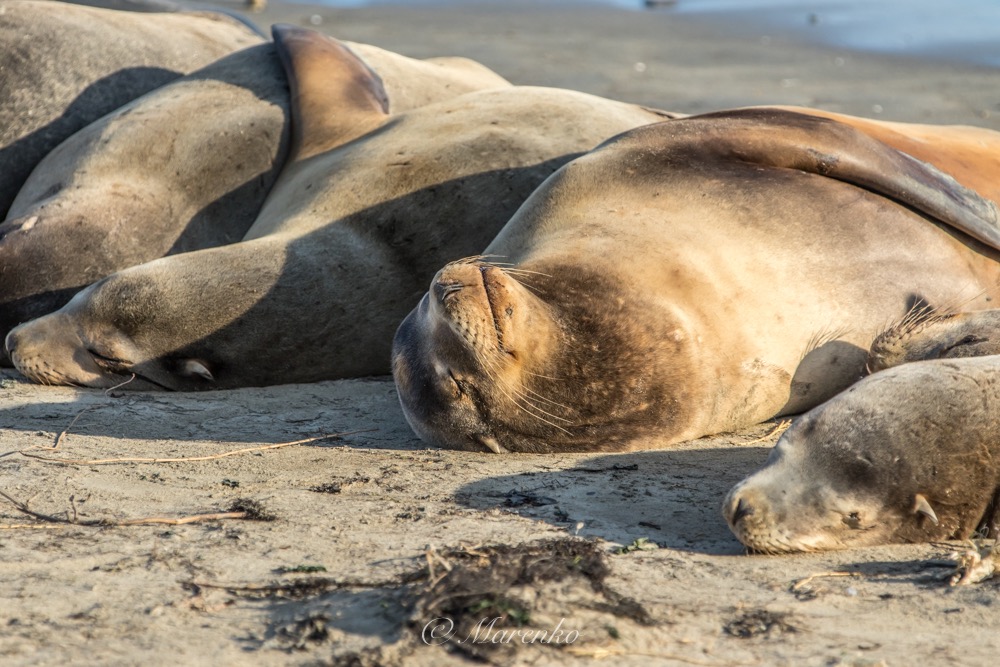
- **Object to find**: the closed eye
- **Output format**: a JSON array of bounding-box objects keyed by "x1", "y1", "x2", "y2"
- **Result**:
[{"x1": 87, "y1": 348, "x2": 131, "y2": 372}]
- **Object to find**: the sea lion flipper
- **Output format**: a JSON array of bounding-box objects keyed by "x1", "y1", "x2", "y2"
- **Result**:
[
  {"x1": 686, "y1": 109, "x2": 1000, "y2": 252},
  {"x1": 272, "y1": 24, "x2": 389, "y2": 161}
]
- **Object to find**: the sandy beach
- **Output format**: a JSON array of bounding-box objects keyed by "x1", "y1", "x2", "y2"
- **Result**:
[{"x1": 2, "y1": 2, "x2": 999, "y2": 665}]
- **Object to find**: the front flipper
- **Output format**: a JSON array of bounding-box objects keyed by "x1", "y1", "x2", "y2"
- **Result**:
[
  {"x1": 272, "y1": 24, "x2": 389, "y2": 161},
  {"x1": 634, "y1": 108, "x2": 1000, "y2": 251}
]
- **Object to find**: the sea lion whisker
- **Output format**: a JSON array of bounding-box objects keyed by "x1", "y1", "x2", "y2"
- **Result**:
[
  {"x1": 521, "y1": 369, "x2": 563, "y2": 381},
  {"x1": 481, "y1": 356, "x2": 571, "y2": 423},
  {"x1": 475, "y1": 350, "x2": 570, "y2": 412},
  {"x1": 503, "y1": 378, "x2": 573, "y2": 412},
  {"x1": 490, "y1": 382, "x2": 573, "y2": 433},
  {"x1": 474, "y1": 353, "x2": 572, "y2": 431},
  {"x1": 507, "y1": 387, "x2": 573, "y2": 423},
  {"x1": 499, "y1": 267, "x2": 553, "y2": 279}
]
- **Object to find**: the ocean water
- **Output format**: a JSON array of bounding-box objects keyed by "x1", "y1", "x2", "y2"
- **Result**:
[{"x1": 308, "y1": 0, "x2": 1000, "y2": 67}]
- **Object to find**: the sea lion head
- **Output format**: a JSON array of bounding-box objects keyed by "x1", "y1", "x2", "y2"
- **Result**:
[
  {"x1": 6, "y1": 261, "x2": 234, "y2": 391},
  {"x1": 723, "y1": 363, "x2": 1000, "y2": 552},
  {"x1": 392, "y1": 257, "x2": 697, "y2": 454}
]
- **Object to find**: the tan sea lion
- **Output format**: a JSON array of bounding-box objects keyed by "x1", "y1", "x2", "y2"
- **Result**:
[
  {"x1": 0, "y1": 0, "x2": 263, "y2": 218},
  {"x1": 0, "y1": 25, "x2": 509, "y2": 364},
  {"x1": 390, "y1": 107, "x2": 1000, "y2": 454},
  {"x1": 5, "y1": 80, "x2": 672, "y2": 389},
  {"x1": 866, "y1": 307, "x2": 1000, "y2": 372},
  {"x1": 722, "y1": 356, "x2": 1000, "y2": 552}
]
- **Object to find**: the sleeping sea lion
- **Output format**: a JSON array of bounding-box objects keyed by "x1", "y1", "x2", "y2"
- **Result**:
[
  {"x1": 390, "y1": 107, "x2": 1000, "y2": 453},
  {"x1": 722, "y1": 356, "x2": 1000, "y2": 552},
  {"x1": 0, "y1": 25, "x2": 509, "y2": 363},
  {"x1": 5, "y1": 79, "x2": 672, "y2": 388},
  {"x1": 866, "y1": 306, "x2": 1000, "y2": 372},
  {"x1": 0, "y1": 0, "x2": 263, "y2": 218}
]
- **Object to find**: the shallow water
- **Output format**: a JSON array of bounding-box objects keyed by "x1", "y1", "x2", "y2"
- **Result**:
[{"x1": 306, "y1": 0, "x2": 1000, "y2": 67}]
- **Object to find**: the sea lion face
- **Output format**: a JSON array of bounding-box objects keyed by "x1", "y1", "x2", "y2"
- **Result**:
[
  {"x1": 722, "y1": 424, "x2": 907, "y2": 553},
  {"x1": 723, "y1": 365, "x2": 1000, "y2": 552},
  {"x1": 7, "y1": 272, "x2": 218, "y2": 391},
  {"x1": 392, "y1": 258, "x2": 695, "y2": 453}
]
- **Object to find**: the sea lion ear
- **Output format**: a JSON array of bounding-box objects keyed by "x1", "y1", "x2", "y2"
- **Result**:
[
  {"x1": 913, "y1": 493, "x2": 940, "y2": 525},
  {"x1": 271, "y1": 24, "x2": 390, "y2": 161},
  {"x1": 180, "y1": 359, "x2": 215, "y2": 382}
]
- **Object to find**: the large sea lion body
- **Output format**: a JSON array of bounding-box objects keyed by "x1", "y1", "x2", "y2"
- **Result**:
[
  {"x1": 0, "y1": 0, "x2": 263, "y2": 218},
  {"x1": 6, "y1": 81, "x2": 671, "y2": 389},
  {"x1": 391, "y1": 108, "x2": 1000, "y2": 454},
  {"x1": 723, "y1": 357, "x2": 1000, "y2": 552},
  {"x1": 0, "y1": 26, "x2": 509, "y2": 363}
]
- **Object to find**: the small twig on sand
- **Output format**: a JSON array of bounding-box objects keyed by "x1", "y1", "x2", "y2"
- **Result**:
[
  {"x1": 790, "y1": 571, "x2": 860, "y2": 591},
  {"x1": 53, "y1": 406, "x2": 98, "y2": 449},
  {"x1": 104, "y1": 374, "x2": 137, "y2": 395},
  {"x1": 743, "y1": 420, "x2": 791, "y2": 445},
  {"x1": 187, "y1": 570, "x2": 426, "y2": 598},
  {"x1": 564, "y1": 646, "x2": 751, "y2": 666},
  {"x1": 0, "y1": 489, "x2": 261, "y2": 529},
  {"x1": 18, "y1": 430, "x2": 374, "y2": 466}
]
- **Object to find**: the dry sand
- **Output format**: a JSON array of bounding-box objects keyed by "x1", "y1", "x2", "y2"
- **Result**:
[{"x1": 2, "y1": 2, "x2": 999, "y2": 666}]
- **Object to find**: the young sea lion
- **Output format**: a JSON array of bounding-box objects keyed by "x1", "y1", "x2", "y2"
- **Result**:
[{"x1": 723, "y1": 356, "x2": 1000, "y2": 552}]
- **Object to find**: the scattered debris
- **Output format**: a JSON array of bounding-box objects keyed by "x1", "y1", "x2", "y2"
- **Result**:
[
  {"x1": 278, "y1": 565, "x2": 328, "y2": 574},
  {"x1": 228, "y1": 498, "x2": 277, "y2": 522},
  {"x1": 0, "y1": 489, "x2": 272, "y2": 529},
  {"x1": 17, "y1": 430, "x2": 373, "y2": 466},
  {"x1": 617, "y1": 537, "x2": 658, "y2": 554},
  {"x1": 723, "y1": 609, "x2": 797, "y2": 639},
  {"x1": 789, "y1": 571, "x2": 862, "y2": 600},
  {"x1": 949, "y1": 541, "x2": 1000, "y2": 586},
  {"x1": 270, "y1": 612, "x2": 331, "y2": 651}
]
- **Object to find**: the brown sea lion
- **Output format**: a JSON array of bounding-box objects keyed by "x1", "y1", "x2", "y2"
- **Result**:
[
  {"x1": 0, "y1": 0, "x2": 263, "y2": 218},
  {"x1": 722, "y1": 356, "x2": 1000, "y2": 552},
  {"x1": 866, "y1": 307, "x2": 1000, "y2": 373},
  {"x1": 0, "y1": 25, "x2": 509, "y2": 364},
  {"x1": 390, "y1": 107, "x2": 1000, "y2": 454},
  {"x1": 5, "y1": 81, "x2": 672, "y2": 389}
]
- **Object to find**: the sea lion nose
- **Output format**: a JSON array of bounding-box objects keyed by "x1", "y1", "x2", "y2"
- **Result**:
[
  {"x1": 731, "y1": 497, "x2": 755, "y2": 524},
  {"x1": 5, "y1": 327, "x2": 20, "y2": 359}
]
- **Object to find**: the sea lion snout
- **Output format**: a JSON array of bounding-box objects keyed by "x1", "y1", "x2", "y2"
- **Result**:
[{"x1": 7, "y1": 314, "x2": 103, "y2": 386}]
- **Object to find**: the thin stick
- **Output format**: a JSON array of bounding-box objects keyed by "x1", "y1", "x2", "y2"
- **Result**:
[
  {"x1": 564, "y1": 646, "x2": 752, "y2": 666},
  {"x1": 790, "y1": 571, "x2": 860, "y2": 591},
  {"x1": 743, "y1": 420, "x2": 791, "y2": 445},
  {"x1": 0, "y1": 511, "x2": 248, "y2": 530},
  {"x1": 0, "y1": 488, "x2": 252, "y2": 529},
  {"x1": 18, "y1": 429, "x2": 374, "y2": 466},
  {"x1": 53, "y1": 406, "x2": 97, "y2": 449}
]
